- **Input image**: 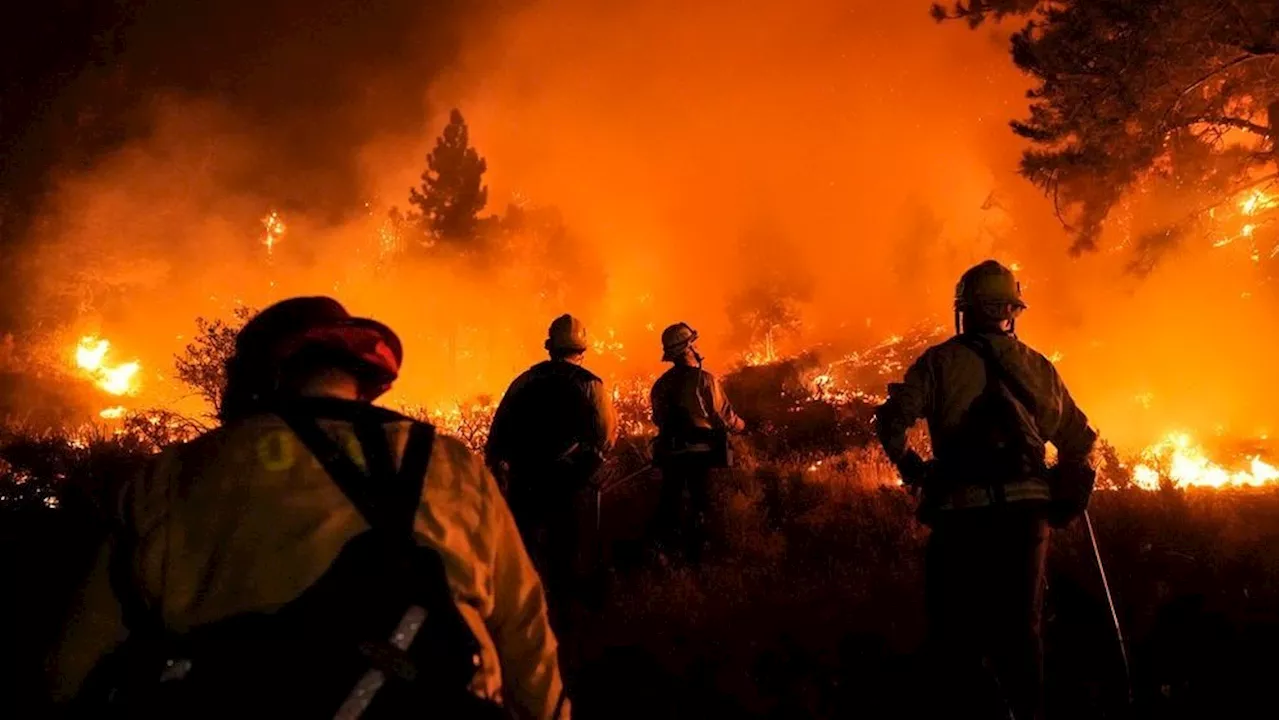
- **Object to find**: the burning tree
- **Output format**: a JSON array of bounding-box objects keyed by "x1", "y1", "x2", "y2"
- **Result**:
[
  {"x1": 727, "y1": 224, "x2": 814, "y2": 364},
  {"x1": 405, "y1": 109, "x2": 491, "y2": 250},
  {"x1": 936, "y1": 0, "x2": 1279, "y2": 260}
]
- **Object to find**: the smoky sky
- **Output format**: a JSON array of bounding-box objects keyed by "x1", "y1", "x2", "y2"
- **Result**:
[
  {"x1": 1, "y1": 0, "x2": 1274, "y2": 453},
  {"x1": 1, "y1": 0, "x2": 506, "y2": 327}
]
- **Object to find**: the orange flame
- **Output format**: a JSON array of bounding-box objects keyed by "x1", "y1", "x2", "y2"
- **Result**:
[
  {"x1": 74, "y1": 336, "x2": 141, "y2": 397},
  {"x1": 1131, "y1": 431, "x2": 1278, "y2": 489}
]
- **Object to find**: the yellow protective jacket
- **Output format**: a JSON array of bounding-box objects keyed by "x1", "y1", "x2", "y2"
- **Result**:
[
  {"x1": 47, "y1": 399, "x2": 567, "y2": 719},
  {"x1": 650, "y1": 365, "x2": 745, "y2": 438},
  {"x1": 877, "y1": 331, "x2": 1096, "y2": 509}
]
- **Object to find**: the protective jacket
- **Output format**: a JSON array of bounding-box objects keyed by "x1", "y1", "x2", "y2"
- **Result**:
[
  {"x1": 877, "y1": 332, "x2": 1096, "y2": 513},
  {"x1": 650, "y1": 365, "x2": 745, "y2": 440},
  {"x1": 485, "y1": 360, "x2": 617, "y2": 479},
  {"x1": 48, "y1": 398, "x2": 567, "y2": 719}
]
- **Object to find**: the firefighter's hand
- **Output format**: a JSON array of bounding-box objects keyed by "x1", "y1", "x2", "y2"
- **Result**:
[{"x1": 896, "y1": 451, "x2": 931, "y2": 487}]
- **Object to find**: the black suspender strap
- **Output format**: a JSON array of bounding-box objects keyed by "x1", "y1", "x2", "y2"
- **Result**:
[
  {"x1": 275, "y1": 409, "x2": 435, "y2": 537},
  {"x1": 392, "y1": 422, "x2": 435, "y2": 534}
]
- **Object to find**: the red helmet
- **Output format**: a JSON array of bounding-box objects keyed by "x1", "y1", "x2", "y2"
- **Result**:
[{"x1": 235, "y1": 296, "x2": 402, "y2": 396}]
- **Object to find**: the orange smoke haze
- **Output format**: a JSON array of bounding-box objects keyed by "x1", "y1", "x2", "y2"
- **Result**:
[{"x1": 12, "y1": 0, "x2": 1278, "y2": 459}]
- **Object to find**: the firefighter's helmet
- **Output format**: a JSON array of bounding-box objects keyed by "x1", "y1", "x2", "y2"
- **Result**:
[
  {"x1": 661, "y1": 322, "x2": 699, "y2": 361},
  {"x1": 954, "y1": 260, "x2": 1026, "y2": 312},
  {"x1": 545, "y1": 314, "x2": 589, "y2": 354},
  {"x1": 235, "y1": 296, "x2": 403, "y2": 389}
]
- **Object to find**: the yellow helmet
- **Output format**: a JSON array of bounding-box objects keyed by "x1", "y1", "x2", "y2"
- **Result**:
[
  {"x1": 545, "y1": 314, "x2": 588, "y2": 354},
  {"x1": 954, "y1": 260, "x2": 1026, "y2": 312}
]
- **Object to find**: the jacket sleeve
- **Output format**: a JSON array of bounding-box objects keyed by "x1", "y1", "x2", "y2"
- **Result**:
[
  {"x1": 1047, "y1": 369, "x2": 1098, "y2": 506},
  {"x1": 1048, "y1": 371, "x2": 1097, "y2": 469},
  {"x1": 876, "y1": 352, "x2": 934, "y2": 464},
  {"x1": 703, "y1": 373, "x2": 745, "y2": 433},
  {"x1": 649, "y1": 382, "x2": 665, "y2": 431},
  {"x1": 587, "y1": 379, "x2": 618, "y2": 452},
  {"x1": 480, "y1": 463, "x2": 568, "y2": 719},
  {"x1": 485, "y1": 384, "x2": 518, "y2": 472}
]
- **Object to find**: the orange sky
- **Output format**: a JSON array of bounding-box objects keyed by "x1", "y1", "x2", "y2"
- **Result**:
[{"x1": 18, "y1": 0, "x2": 1278, "y2": 456}]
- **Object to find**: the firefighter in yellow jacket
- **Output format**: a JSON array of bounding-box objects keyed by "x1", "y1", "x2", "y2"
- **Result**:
[
  {"x1": 47, "y1": 297, "x2": 568, "y2": 719},
  {"x1": 876, "y1": 261, "x2": 1097, "y2": 720}
]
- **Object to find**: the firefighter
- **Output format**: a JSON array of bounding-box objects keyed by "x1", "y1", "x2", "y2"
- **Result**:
[
  {"x1": 47, "y1": 297, "x2": 567, "y2": 719},
  {"x1": 875, "y1": 261, "x2": 1097, "y2": 720},
  {"x1": 649, "y1": 322, "x2": 745, "y2": 563},
  {"x1": 484, "y1": 314, "x2": 617, "y2": 634}
]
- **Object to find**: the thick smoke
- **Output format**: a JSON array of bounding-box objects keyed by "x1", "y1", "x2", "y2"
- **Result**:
[{"x1": 9, "y1": 0, "x2": 1277, "y2": 454}]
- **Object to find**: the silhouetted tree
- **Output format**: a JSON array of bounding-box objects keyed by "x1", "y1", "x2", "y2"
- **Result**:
[
  {"x1": 498, "y1": 202, "x2": 607, "y2": 310},
  {"x1": 936, "y1": 0, "x2": 1278, "y2": 255},
  {"x1": 726, "y1": 224, "x2": 814, "y2": 362},
  {"x1": 173, "y1": 306, "x2": 253, "y2": 418},
  {"x1": 406, "y1": 109, "x2": 490, "y2": 248}
]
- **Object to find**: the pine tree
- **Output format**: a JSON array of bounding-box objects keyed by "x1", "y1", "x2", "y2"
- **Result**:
[
  {"x1": 937, "y1": 0, "x2": 1278, "y2": 258},
  {"x1": 407, "y1": 109, "x2": 490, "y2": 247}
]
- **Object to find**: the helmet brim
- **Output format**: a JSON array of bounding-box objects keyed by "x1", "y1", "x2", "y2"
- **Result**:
[{"x1": 545, "y1": 339, "x2": 589, "y2": 354}]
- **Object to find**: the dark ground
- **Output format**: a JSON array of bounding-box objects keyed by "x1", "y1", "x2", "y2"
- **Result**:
[{"x1": 2, "y1": 435, "x2": 1277, "y2": 719}]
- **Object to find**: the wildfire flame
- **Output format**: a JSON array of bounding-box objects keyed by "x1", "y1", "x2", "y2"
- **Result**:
[
  {"x1": 1214, "y1": 187, "x2": 1276, "y2": 251},
  {"x1": 1131, "y1": 432, "x2": 1278, "y2": 489},
  {"x1": 74, "y1": 336, "x2": 141, "y2": 396},
  {"x1": 262, "y1": 210, "x2": 286, "y2": 256}
]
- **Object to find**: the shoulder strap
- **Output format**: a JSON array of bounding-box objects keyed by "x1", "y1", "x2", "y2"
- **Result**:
[
  {"x1": 956, "y1": 334, "x2": 1039, "y2": 416},
  {"x1": 393, "y1": 422, "x2": 435, "y2": 534},
  {"x1": 276, "y1": 409, "x2": 434, "y2": 537}
]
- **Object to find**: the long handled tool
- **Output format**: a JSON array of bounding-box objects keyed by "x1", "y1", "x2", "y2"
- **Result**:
[
  {"x1": 1084, "y1": 509, "x2": 1132, "y2": 706},
  {"x1": 595, "y1": 463, "x2": 654, "y2": 534}
]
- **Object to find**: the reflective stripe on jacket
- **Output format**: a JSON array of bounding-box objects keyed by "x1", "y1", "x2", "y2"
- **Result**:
[
  {"x1": 935, "y1": 479, "x2": 1053, "y2": 511},
  {"x1": 47, "y1": 403, "x2": 568, "y2": 719}
]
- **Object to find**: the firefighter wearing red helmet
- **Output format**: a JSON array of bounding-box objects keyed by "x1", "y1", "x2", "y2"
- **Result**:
[
  {"x1": 875, "y1": 261, "x2": 1097, "y2": 720},
  {"x1": 49, "y1": 297, "x2": 569, "y2": 719},
  {"x1": 649, "y1": 322, "x2": 745, "y2": 563},
  {"x1": 485, "y1": 314, "x2": 617, "y2": 641}
]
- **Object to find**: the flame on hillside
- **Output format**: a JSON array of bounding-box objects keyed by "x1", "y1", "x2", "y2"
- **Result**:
[
  {"x1": 1131, "y1": 432, "x2": 1279, "y2": 489},
  {"x1": 74, "y1": 336, "x2": 141, "y2": 397}
]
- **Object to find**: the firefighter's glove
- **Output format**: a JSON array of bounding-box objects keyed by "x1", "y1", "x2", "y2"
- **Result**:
[{"x1": 896, "y1": 450, "x2": 931, "y2": 488}]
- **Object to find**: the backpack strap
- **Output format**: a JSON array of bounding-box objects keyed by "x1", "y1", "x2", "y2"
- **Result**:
[
  {"x1": 275, "y1": 408, "x2": 435, "y2": 537},
  {"x1": 392, "y1": 422, "x2": 436, "y2": 534},
  {"x1": 276, "y1": 410, "x2": 441, "y2": 720}
]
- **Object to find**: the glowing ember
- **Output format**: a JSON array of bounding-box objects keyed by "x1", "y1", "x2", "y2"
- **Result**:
[
  {"x1": 74, "y1": 336, "x2": 141, "y2": 396},
  {"x1": 591, "y1": 328, "x2": 626, "y2": 361},
  {"x1": 262, "y1": 210, "x2": 286, "y2": 256},
  {"x1": 1239, "y1": 189, "x2": 1276, "y2": 216},
  {"x1": 1131, "y1": 432, "x2": 1279, "y2": 489}
]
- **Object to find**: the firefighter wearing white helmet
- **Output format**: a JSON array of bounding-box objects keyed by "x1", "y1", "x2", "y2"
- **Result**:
[
  {"x1": 875, "y1": 261, "x2": 1097, "y2": 720},
  {"x1": 649, "y1": 322, "x2": 745, "y2": 562},
  {"x1": 485, "y1": 314, "x2": 617, "y2": 641},
  {"x1": 49, "y1": 297, "x2": 567, "y2": 719}
]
